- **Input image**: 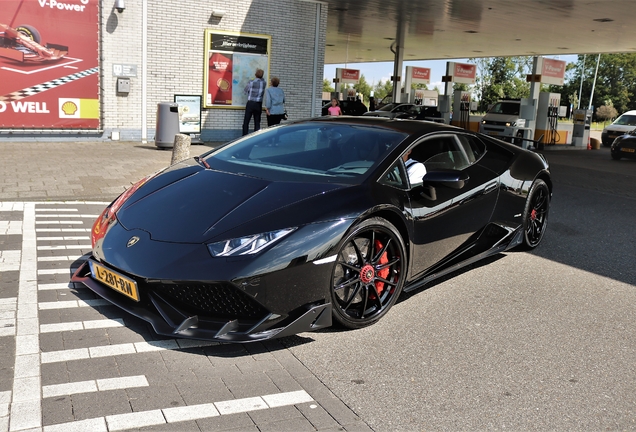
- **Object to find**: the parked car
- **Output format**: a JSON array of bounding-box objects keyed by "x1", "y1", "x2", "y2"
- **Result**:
[
  {"x1": 363, "y1": 103, "x2": 421, "y2": 119},
  {"x1": 601, "y1": 110, "x2": 636, "y2": 147},
  {"x1": 72, "y1": 117, "x2": 551, "y2": 343},
  {"x1": 610, "y1": 129, "x2": 636, "y2": 160}
]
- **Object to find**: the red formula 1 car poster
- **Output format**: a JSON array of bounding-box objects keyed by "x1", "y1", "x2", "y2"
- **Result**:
[{"x1": 0, "y1": 0, "x2": 99, "y2": 129}]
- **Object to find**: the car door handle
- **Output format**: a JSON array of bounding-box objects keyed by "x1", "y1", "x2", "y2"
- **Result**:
[{"x1": 484, "y1": 182, "x2": 498, "y2": 194}]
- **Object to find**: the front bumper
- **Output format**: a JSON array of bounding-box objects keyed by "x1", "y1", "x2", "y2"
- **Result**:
[{"x1": 71, "y1": 260, "x2": 332, "y2": 343}]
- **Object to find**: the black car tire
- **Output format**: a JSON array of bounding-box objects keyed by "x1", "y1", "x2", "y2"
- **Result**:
[
  {"x1": 331, "y1": 217, "x2": 406, "y2": 329},
  {"x1": 513, "y1": 130, "x2": 524, "y2": 146},
  {"x1": 15, "y1": 25, "x2": 42, "y2": 44},
  {"x1": 519, "y1": 179, "x2": 550, "y2": 250},
  {"x1": 611, "y1": 152, "x2": 622, "y2": 160}
]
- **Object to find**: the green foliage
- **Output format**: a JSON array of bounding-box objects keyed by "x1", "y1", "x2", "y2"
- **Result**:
[
  {"x1": 373, "y1": 79, "x2": 394, "y2": 102},
  {"x1": 353, "y1": 75, "x2": 373, "y2": 102},
  {"x1": 323, "y1": 78, "x2": 334, "y2": 93},
  {"x1": 470, "y1": 56, "x2": 532, "y2": 111}
]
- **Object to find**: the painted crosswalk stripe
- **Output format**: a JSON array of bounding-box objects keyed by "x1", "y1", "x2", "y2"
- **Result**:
[
  {"x1": 0, "y1": 221, "x2": 23, "y2": 235},
  {"x1": 37, "y1": 236, "x2": 90, "y2": 241},
  {"x1": 36, "y1": 214, "x2": 99, "y2": 218},
  {"x1": 37, "y1": 245, "x2": 92, "y2": 250},
  {"x1": 38, "y1": 282, "x2": 85, "y2": 291},
  {"x1": 39, "y1": 299, "x2": 110, "y2": 310},
  {"x1": 36, "y1": 208, "x2": 78, "y2": 212},
  {"x1": 36, "y1": 228, "x2": 91, "y2": 232},
  {"x1": 42, "y1": 390, "x2": 313, "y2": 432},
  {"x1": 38, "y1": 256, "x2": 84, "y2": 262},
  {"x1": 0, "y1": 250, "x2": 21, "y2": 272},
  {"x1": 42, "y1": 375, "x2": 149, "y2": 398},
  {"x1": 35, "y1": 221, "x2": 83, "y2": 225},
  {"x1": 40, "y1": 318, "x2": 124, "y2": 333},
  {"x1": 41, "y1": 339, "x2": 219, "y2": 364}
]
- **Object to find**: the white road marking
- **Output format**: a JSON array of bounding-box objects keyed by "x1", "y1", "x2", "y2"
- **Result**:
[
  {"x1": 35, "y1": 221, "x2": 83, "y2": 225},
  {"x1": 37, "y1": 245, "x2": 92, "y2": 251},
  {"x1": 36, "y1": 236, "x2": 89, "y2": 241},
  {"x1": 43, "y1": 390, "x2": 313, "y2": 432},
  {"x1": 38, "y1": 282, "x2": 85, "y2": 291},
  {"x1": 10, "y1": 202, "x2": 41, "y2": 431},
  {"x1": 42, "y1": 375, "x2": 149, "y2": 398},
  {"x1": 38, "y1": 299, "x2": 110, "y2": 310},
  {"x1": 0, "y1": 221, "x2": 22, "y2": 236},
  {"x1": 40, "y1": 318, "x2": 124, "y2": 333},
  {"x1": 36, "y1": 229, "x2": 91, "y2": 232}
]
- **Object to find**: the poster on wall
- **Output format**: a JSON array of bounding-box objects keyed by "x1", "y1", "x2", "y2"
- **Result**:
[
  {"x1": 203, "y1": 30, "x2": 271, "y2": 109},
  {"x1": 174, "y1": 95, "x2": 201, "y2": 134},
  {"x1": 0, "y1": 0, "x2": 100, "y2": 129}
]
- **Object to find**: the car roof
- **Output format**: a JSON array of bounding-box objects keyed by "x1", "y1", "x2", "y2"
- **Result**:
[{"x1": 305, "y1": 115, "x2": 463, "y2": 135}]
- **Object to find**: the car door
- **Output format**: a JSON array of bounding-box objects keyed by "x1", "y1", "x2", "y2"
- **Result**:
[{"x1": 404, "y1": 133, "x2": 499, "y2": 278}]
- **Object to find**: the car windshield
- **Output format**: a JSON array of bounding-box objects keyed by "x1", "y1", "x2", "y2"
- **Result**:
[
  {"x1": 203, "y1": 123, "x2": 407, "y2": 183},
  {"x1": 489, "y1": 102, "x2": 520, "y2": 115},
  {"x1": 377, "y1": 103, "x2": 400, "y2": 112},
  {"x1": 613, "y1": 114, "x2": 636, "y2": 126}
]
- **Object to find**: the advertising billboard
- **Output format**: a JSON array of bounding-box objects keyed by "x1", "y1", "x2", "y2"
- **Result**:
[
  {"x1": 203, "y1": 30, "x2": 271, "y2": 109},
  {"x1": 0, "y1": 0, "x2": 100, "y2": 129}
]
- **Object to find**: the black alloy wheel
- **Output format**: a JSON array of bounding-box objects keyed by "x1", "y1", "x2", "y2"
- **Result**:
[
  {"x1": 331, "y1": 217, "x2": 406, "y2": 329},
  {"x1": 520, "y1": 179, "x2": 550, "y2": 249},
  {"x1": 611, "y1": 152, "x2": 622, "y2": 160}
]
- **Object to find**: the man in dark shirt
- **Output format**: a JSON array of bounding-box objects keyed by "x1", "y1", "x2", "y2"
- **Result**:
[{"x1": 242, "y1": 68, "x2": 266, "y2": 135}]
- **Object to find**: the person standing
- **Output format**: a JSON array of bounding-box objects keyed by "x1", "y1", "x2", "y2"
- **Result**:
[
  {"x1": 265, "y1": 76, "x2": 286, "y2": 126},
  {"x1": 328, "y1": 98, "x2": 342, "y2": 116},
  {"x1": 242, "y1": 68, "x2": 266, "y2": 135}
]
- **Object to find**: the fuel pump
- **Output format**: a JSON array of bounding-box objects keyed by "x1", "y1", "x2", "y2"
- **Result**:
[
  {"x1": 572, "y1": 109, "x2": 592, "y2": 147},
  {"x1": 534, "y1": 92, "x2": 562, "y2": 148},
  {"x1": 452, "y1": 90, "x2": 471, "y2": 131}
]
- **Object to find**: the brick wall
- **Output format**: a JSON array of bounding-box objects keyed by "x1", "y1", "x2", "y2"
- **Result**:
[{"x1": 102, "y1": 0, "x2": 327, "y2": 142}]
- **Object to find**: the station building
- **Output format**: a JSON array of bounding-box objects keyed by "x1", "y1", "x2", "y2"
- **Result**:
[{"x1": 0, "y1": 0, "x2": 327, "y2": 142}]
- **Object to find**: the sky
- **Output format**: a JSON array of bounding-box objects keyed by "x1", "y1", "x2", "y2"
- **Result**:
[{"x1": 324, "y1": 55, "x2": 579, "y2": 94}]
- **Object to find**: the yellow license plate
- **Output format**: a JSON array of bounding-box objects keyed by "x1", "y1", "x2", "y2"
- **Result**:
[
  {"x1": 89, "y1": 260, "x2": 139, "y2": 301},
  {"x1": 621, "y1": 147, "x2": 635, "y2": 153},
  {"x1": 488, "y1": 131, "x2": 499, "y2": 136}
]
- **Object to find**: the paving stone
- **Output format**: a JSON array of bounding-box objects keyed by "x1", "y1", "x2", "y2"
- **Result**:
[
  {"x1": 65, "y1": 356, "x2": 120, "y2": 382},
  {"x1": 40, "y1": 360, "x2": 70, "y2": 386},
  {"x1": 256, "y1": 414, "x2": 318, "y2": 432},
  {"x1": 297, "y1": 402, "x2": 342, "y2": 431},
  {"x1": 265, "y1": 369, "x2": 304, "y2": 393},
  {"x1": 247, "y1": 404, "x2": 304, "y2": 424},
  {"x1": 62, "y1": 328, "x2": 111, "y2": 350},
  {"x1": 195, "y1": 412, "x2": 256, "y2": 431},
  {"x1": 126, "y1": 384, "x2": 185, "y2": 412},
  {"x1": 69, "y1": 388, "x2": 132, "y2": 421},
  {"x1": 174, "y1": 379, "x2": 234, "y2": 405},
  {"x1": 42, "y1": 394, "x2": 75, "y2": 426},
  {"x1": 114, "y1": 352, "x2": 169, "y2": 382},
  {"x1": 138, "y1": 419, "x2": 201, "y2": 431},
  {"x1": 40, "y1": 331, "x2": 65, "y2": 353}
]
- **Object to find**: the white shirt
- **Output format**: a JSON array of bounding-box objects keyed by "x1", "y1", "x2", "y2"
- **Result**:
[{"x1": 405, "y1": 159, "x2": 427, "y2": 184}]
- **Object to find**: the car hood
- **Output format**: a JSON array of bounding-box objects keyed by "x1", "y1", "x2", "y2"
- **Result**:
[
  {"x1": 604, "y1": 125, "x2": 636, "y2": 133},
  {"x1": 116, "y1": 166, "x2": 351, "y2": 243},
  {"x1": 483, "y1": 113, "x2": 519, "y2": 123}
]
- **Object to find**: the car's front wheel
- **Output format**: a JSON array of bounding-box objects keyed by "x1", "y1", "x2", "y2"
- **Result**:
[
  {"x1": 330, "y1": 217, "x2": 406, "y2": 329},
  {"x1": 611, "y1": 152, "x2": 622, "y2": 160},
  {"x1": 519, "y1": 179, "x2": 550, "y2": 249}
]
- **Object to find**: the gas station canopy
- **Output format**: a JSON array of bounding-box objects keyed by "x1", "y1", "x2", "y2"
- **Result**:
[{"x1": 322, "y1": 0, "x2": 634, "y2": 64}]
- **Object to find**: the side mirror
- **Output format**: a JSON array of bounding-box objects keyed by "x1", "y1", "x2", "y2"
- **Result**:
[{"x1": 422, "y1": 169, "x2": 469, "y2": 189}]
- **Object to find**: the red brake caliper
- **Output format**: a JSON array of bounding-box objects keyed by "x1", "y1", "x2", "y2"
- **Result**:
[
  {"x1": 373, "y1": 239, "x2": 389, "y2": 296},
  {"x1": 530, "y1": 209, "x2": 537, "y2": 221}
]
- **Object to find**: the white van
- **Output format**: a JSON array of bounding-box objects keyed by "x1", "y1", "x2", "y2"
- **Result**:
[
  {"x1": 479, "y1": 100, "x2": 526, "y2": 143},
  {"x1": 601, "y1": 110, "x2": 636, "y2": 147}
]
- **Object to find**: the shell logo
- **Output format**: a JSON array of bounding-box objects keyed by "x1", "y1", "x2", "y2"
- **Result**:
[{"x1": 61, "y1": 101, "x2": 78, "y2": 115}]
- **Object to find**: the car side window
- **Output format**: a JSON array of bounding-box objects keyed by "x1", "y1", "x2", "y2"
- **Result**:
[
  {"x1": 408, "y1": 134, "x2": 484, "y2": 172},
  {"x1": 379, "y1": 161, "x2": 408, "y2": 189}
]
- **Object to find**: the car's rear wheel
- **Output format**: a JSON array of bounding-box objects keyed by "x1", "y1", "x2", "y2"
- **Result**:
[
  {"x1": 520, "y1": 179, "x2": 550, "y2": 249},
  {"x1": 330, "y1": 217, "x2": 406, "y2": 329}
]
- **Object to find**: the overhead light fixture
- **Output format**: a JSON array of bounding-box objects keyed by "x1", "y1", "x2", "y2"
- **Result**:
[
  {"x1": 211, "y1": 9, "x2": 226, "y2": 18},
  {"x1": 114, "y1": 0, "x2": 125, "y2": 13}
]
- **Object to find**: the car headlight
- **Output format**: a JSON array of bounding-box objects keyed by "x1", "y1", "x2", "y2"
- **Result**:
[
  {"x1": 505, "y1": 122, "x2": 512, "y2": 127},
  {"x1": 207, "y1": 228, "x2": 296, "y2": 257}
]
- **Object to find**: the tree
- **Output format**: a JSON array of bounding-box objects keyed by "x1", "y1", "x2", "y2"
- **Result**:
[
  {"x1": 559, "y1": 54, "x2": 636, "y2": 116},
  {"x1": 596, "y1": 103, "x2": 618, "y2": 125},
  {"x1": 353, "y1": 74, "x2": 373, "y2": 102},
  {"x1": 470, "y1": 56, "x2": 532, "y2": 111},
  {"x1": 323, "y1": 79, "x2": 334, "y2": 93},
  {"x1": 373, "y1": 80, "x2": 393, "y2": 103}
]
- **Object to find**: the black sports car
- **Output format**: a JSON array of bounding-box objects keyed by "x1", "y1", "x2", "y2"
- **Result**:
[
  {"x1": 610, "y1": 129, "x2": 636, "y2": 160},
  {"x1": 72, "y1": 117, "x2": 552, "y2": 342}
]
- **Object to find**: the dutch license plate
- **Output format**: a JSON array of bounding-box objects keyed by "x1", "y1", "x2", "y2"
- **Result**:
[
  {"x1": 621, "y1": 147, "x2": 635, "y2": 153},
  {"x1": 89, "y1": 260, "x2": 139, "y2": 301},
  {"x1": 488, "y1": 131, "x2": 499, "y2": 136}
]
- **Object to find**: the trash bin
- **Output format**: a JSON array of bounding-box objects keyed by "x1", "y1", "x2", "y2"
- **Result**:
[{"x1": 155, "y1": 102, "x2": 180, "y2": 149}]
